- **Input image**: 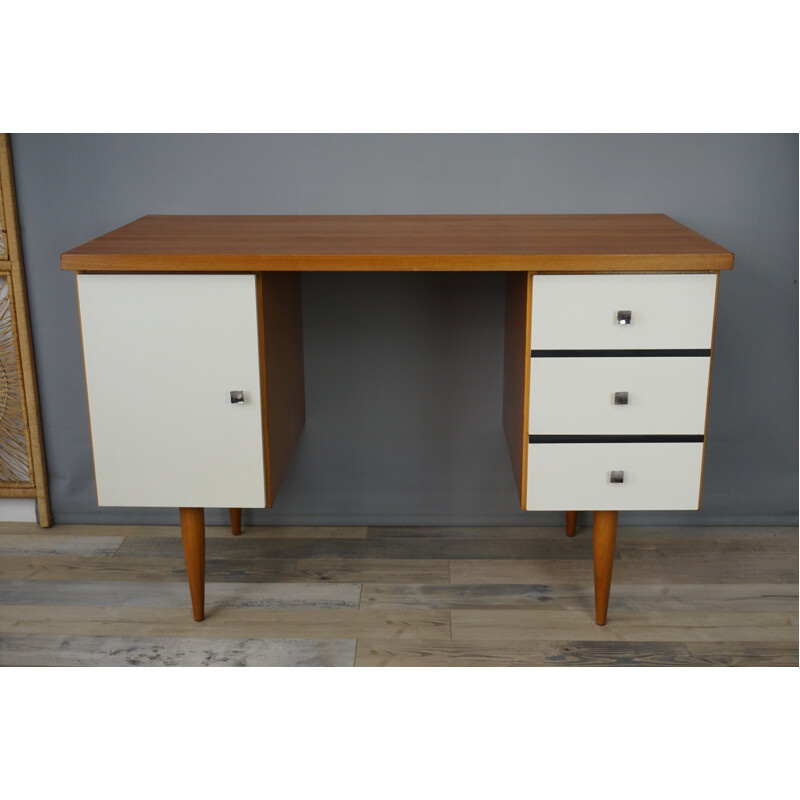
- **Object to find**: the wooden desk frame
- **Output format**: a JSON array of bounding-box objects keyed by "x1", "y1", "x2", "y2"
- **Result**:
[{"x1": 63, "y1": 214, "x2": 734, "y2": 625}]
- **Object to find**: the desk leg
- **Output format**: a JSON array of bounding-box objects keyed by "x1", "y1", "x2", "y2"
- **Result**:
[
  {"x1": 592, "y1": 510, "x2": 618, "y2": 626},
  {"x1": 230, "y1": 508, "x2": 242, "y2": 536},
  {"x1": 565, "y1": 511, "x2": 578, "y2": 537},
  {"x1": 180, "y1": 507, "x2": 205, "y2": 622}
]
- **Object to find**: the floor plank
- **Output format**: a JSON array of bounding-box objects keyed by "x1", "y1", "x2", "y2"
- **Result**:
[
  {"x1": 292, "y1": 558, "x2": 451, "y2": 583},
  {"x1": 0, "y1": 535, "x2": 123, "y2": 556},
  {"x1": 366, "y1": 526, "x2": 566, "y2": 539},
  {"x1": 114, "y1": 536, "x2": 595, "y2": 560},
  {"x1": 0, "y1": 556, "x2": 450, "y2": 584},
  {"x1": 355, "y1": 639, "x2": 699, "y2": 667},
  {"x1": 0, "y1": 605, "x2": 452, "y2": 640},
  {"x1": 449, "y1": 609, "x2": 798, "y2": 642},
  {"x1": 684, "y1": 642, "x2": 799, "y2": 667},
  {"x1": 617, "y1": 533, "x2": 798, "y2": 558},
  {"x1": 355, "y1": 639, "x2": 799, "y2": 667},
  {"x1": 615, "y1": 525, "x2": 798, "y2": 540},
  {"x1": 0, "y1": 524, "x2": 367, "y2": 539},
  {"x1": 0, "y1": 580, "x2": 360, "y2": 609},
  {"x1": 0, "y1": 633, "x2": 356, "y2": 667},
  {"x1": 359, "y1": 582, "x2": 799, "y2": 611},
  {"x1": 0, "y1": 556, "x2": 295, "y2": 582},
  {"x1": 450, "y1": 554, "x2": 798, "y2": 584},
  {"x1": 224, "y1": 526, "x2": 368, "y2": 539}
]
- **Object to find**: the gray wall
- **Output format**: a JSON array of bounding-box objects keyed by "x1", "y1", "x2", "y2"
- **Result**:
[{"x1": 11, "y1": 134, "x2": 798, "y2": 526}]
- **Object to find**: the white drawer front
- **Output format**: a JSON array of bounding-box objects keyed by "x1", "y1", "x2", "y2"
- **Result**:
[
  {"x1": 78, "y1": 274, "x2": 266, "y2": 508},
  {"x1": 526, "y1": 442, "x2": 703, "y2": 510},
  {"x1": 529, "y1": 357, "x2": 710, "y2": 435},
  {"x1": 531, "y1": 274, "x2": 717, "y2": 350}
]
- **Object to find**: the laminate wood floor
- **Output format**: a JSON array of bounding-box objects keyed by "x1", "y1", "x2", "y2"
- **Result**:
[{"x1": 0, "y1": 522, "x2": 796, "y2": 666}]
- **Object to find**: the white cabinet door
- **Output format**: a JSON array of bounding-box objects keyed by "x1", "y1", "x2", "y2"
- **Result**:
[{"x1": 78, "y1": 274, "x2": 265, "y2": 508}]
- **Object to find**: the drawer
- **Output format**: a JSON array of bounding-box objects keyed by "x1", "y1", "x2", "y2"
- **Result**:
[
  {"x1": 525, "y1": 442, "x2": 704, "y2": 510},
  {"x1": 530, "y1": 274, "x2": 717, "y2": 350},
  {"x1": 529, "y1": 356, "x2": 710, "y2": 435}
]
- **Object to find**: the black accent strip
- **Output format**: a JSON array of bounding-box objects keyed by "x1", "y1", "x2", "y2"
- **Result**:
[
  {"x1": 531, "y1": 349, "x2": 711, "y2": 358},
  {"x1": 529, "y1": 434, "x2": 705, "y2": 444}
]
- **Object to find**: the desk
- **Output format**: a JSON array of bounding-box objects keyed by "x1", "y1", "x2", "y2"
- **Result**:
[{"x1": 62, "y1": 214, "x2": 734, "y2": 624}]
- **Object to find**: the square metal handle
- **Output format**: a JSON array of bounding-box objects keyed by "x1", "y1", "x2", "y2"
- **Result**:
[
  {"x1": 616, "y1": 310, "x2": 632, "y2": 325},
  {"x1": 614, "y1": 391, "x2": 629, "y2": 405},
  {"x1": 610, "y1": 470, "x2": 625, "y2": 484},
  {"x1": 230, "y1": 390, "x2": 245, "y2": 404}
]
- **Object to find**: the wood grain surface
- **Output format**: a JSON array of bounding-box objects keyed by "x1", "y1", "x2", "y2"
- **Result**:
[
  {"x1": 502, "y1": 272, "x2": 531, "y2": 506},
  {"x1": 354, "y1": 640, "x2": 797, "y2": 667},
  {"x1": 0, "y1": 522, "x2": 794, "y2": 667},
  {"x1": 257, "y1": 272, "x2": 305, "y2": 505},
  {"x1": 0, "y1": 634, "x2": 356, "y2": 667},
  {"x1": 0, "y1": 579, "x2": 361, "y2": 609},
  {"x1": 60, "y1": 214, "x2": 735, "y2": 272},
  {"x1": 113, "y1": 535, "x2": 598, "y2": 560}
]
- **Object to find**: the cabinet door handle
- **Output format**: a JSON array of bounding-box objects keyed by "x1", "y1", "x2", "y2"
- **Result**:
[
  {"x1": 616, "y1": 310, "x2": 632, "y2": 325},
  {"x1": 614, "y1": 391, "x2": 629, "y2": 405},
  {"x1": 230, "y1": 390, "x2": 245, "y2": 404},
  {"x1": 610, "y1": 470, "x2": 625, "y2": 484}
]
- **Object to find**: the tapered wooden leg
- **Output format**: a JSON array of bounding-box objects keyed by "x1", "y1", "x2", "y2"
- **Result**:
[
  {"x1": 565, "y1": 510, "x2": 578, "y2": 537},
  {"x1": 179, "y1": 507, "x2": 205, "y2": 622},
  {"x1": 592, "y1": 510, "x2": 618, "y2": 626},
  {"x1": 230, "y1": 507, "x2": 242, "y2": 536}
]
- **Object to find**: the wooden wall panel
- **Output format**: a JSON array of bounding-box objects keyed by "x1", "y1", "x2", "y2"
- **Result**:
[
  {"x1": 502, "y1": 272, "x2": 531, "y2": 508},
  {"x1": 257, "y1": 272, "x2": 306, "y2": 506}
]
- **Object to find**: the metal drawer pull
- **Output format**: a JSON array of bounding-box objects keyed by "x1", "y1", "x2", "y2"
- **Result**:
[
  {"x1": 230, "y1": 390, "x2": 245, "y2": 404},
  {"x1": 610, "y1": 470, "x2": 625, "y2": 484},
  {"x1": 614, "y1": 391, "x2": 629, "y2": 405},
  {"x1": 616, "y1": 310, "x2": 632, "y2": 325}
]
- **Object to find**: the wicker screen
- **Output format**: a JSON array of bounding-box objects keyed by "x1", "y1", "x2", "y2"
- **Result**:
[
  {"x1": 0, "y1": 180, "x2": 6, "y2": 257},
  {"x1": 0, "y1": 276, "x2": 29, "y2": 481}
]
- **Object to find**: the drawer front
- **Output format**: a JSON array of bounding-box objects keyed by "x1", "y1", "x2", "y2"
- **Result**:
[
  {"x1": 529, "y1": 356, "x2": 710, "y2": 435},
  {"x1": 531, "y1": 274, "x2": 717, "y2": 350},
  {"x1": 526, "y1": 442, "x2": 704, "y2": 510},
  {"x1": 78, "y1": 274, "x2": 266, "y2": 508}
]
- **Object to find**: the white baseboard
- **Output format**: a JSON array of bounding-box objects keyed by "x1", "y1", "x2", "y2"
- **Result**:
[{"x1": 0, "y1": 499, "x2": 37, "y2": 522}]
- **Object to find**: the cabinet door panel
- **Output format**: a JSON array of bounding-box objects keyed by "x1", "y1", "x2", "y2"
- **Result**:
[{"x1": 78, "y1": 274, "x2": 265, "y2": 508}]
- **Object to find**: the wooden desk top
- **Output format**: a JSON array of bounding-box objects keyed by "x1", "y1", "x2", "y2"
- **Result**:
[{"x1": 61, "y1": 214, "x2": 734, "y2": 272}]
